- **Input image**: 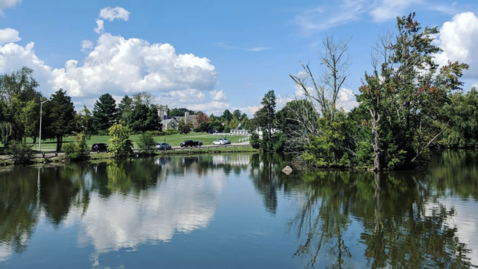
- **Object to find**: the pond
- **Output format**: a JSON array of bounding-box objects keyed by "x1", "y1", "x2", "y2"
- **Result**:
[{"x1": 0, "y1": 151, "x2": 477, "y2": 268}]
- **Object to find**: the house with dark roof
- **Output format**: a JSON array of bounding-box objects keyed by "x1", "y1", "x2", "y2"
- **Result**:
[{"x1": 157, "y1": 105, "x2": 199, "y2": 131}]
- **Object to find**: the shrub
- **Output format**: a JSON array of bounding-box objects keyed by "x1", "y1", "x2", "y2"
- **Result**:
[
  {"x1": 165, "y1": 129, "x2": 179, "y2": 135},
  {"x1": 62, "y1": 132, "x2": 89, "y2": 161},
  {"x1": 7, "y1": 141, "x2": 33, "y2": 164},
  {"x1": 137, "y1": 131, "x2": 156, "y2": 152},
  {"x1": 149, "y1": 130, "x2": 165, "y2": 136}
]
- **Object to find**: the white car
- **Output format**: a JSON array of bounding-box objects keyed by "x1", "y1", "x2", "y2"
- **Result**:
[{"x1": 213, "y1": 138, "x2": 226, "y2": 145}]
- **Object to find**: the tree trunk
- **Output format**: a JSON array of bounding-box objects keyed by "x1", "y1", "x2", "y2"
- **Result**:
[
  {"x1": 56, "y1": 135, "x2": 63, "y2": 151},
  {"x1": 371, "y1": 110, "x2": 382, "y2": 171}
]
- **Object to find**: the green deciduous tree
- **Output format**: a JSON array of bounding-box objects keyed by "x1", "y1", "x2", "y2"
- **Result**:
[
  {"x1": 357, "y1": 13, "x2": 469, "y2": 171},
  {"x1": 0, "y1": 67, "x2": 41, "y2": 143},
  {"x1": 108, "y1": 121, "x2": 133, "y2": 159},
  {"x1": 20, "y1": 99, "x2": 40, "y2": 144},
  {"x1": 75, "y1": 105, "x2": 93, "y2": 139},
  {"x1": 442, "y1": 88, "x2": 478, "y2": 148},
  {"x1": 137, "y1": 131, "x2": 156, "y2": 152},
  {"x1": 62, "y1": 132, "x2": 89, "y2": 161},
  {"x1": 178, "y1": 119, "x2": 193, "y2": 134}
]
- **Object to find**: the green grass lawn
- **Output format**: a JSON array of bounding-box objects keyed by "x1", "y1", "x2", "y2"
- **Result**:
[{"x1": 4, "y1": 133, "x2": 249, "y2": 151}]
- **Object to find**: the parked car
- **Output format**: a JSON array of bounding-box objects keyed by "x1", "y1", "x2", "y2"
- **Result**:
[
  {"x1": 155, "y1": 142, "x2": 172, "y2": 151},
  {"x1": 223, "y1": 138, "x2": 231, "y2": 144},
  {"x1": 213, "y1": 138, "x2": 226, "y2": 145},
  {"x1": 92, "y1": 143, "x2": 108, "y2": 152},
  {"x1": 180, "y1": 140, "x2": 203, "y2": 147}
]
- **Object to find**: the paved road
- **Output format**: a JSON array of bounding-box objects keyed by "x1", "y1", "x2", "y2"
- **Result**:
[{"x1": 0, "y1": 141, "x2": 251, "y2": 161}]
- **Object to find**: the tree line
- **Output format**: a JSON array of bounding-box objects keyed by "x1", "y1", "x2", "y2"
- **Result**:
[
  {"x1": 252, "y1": 13, "x2": 475, "y2": 171},
  {"x1": 0, "y1": 66, "x2": 254, "y2": 155}
]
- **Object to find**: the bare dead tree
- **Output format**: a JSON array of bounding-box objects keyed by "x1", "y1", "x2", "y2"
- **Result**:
[{"x1": 290, "y1": 35, "x2": 352, "y2": 122}]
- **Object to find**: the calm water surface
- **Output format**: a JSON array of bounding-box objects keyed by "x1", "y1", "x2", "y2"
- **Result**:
[{"x1": 0, "y1": 151, "x2": 477, "y2": 268}]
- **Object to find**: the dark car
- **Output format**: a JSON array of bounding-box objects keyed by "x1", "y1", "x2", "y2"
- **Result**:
[
  {"x1": 180, "y1": 140, "x2": 203, "y2": 147},
  {"x1": 92, "y1": 143, "x2": 108, "y2": 152},
  {"x1": 155, "y1": 142, "x2": 172, "y2": 151}
]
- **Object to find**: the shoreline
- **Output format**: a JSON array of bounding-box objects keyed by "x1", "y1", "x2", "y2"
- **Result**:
[{"x1": 0, "y1": 146, "x2": 259, "y2": 167}]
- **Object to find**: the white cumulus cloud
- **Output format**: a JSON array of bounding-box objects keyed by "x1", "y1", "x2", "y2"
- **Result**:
[
  {"x1": 210, "y1": 90, "x2": 227, "y2": 101},
  {"x1": 94, "y1": 19, "x2": 104, "y2": 34},
  {"x1": 0, "y1": 0, "x2": 22, "y2": 15},
  {"x1": 435, "y1": 12, "x2": 478, "y2": 79},
  {"x1": 0, "y1": 28, "x2": 20, "y2": 45},
  {"x1": 337, "y1": 88, "x2": 358, "y2": 111},
  {"x1": 99, "y1": 6, "x2": 130, "y2": 21},
  {"x1": 0, "y1": 28, "x2": 228, "y2": 113},
  {"x1": 80, "y1": 40, "x2": 93, "y2": 53}
]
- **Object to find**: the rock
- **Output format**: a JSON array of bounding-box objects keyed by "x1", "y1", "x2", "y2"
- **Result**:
[{"x1": 282, "y1": 166, "x2": 293, "y2": 175}]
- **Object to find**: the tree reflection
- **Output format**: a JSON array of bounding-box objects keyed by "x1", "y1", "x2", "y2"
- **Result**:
[
  {"x1": 428, "y1": 150, "x2": 478, "y2": 201},
  {"x1": 0, "y1": 168, "x2": 40, "y2": 255},
  {"x1": 290, "y1": 171, "x2": 363, "y2": 268},
  {"x1": 291, "y1": 168, "x2": 474, "y2": 268},
  {"x1": 249, "y1": 153, "x2": 302, "y2": 214}
]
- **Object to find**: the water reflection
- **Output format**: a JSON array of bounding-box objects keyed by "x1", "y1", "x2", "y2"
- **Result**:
[
  {"x1": 0, "y1": 151, "x2": 477, "y2": 268},
  {"x1": 290, "y1": 158, "x2": 476, "y2": 268}
]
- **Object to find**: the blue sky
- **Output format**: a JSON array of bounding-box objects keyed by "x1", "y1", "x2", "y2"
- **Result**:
[{"x1": 1, "y1": 0, "x2": 478, "y2": 115}]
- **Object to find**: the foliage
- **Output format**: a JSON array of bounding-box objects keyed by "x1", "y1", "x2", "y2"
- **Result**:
[
  {"x1": 276, "y1": 99, "x2": 315, "y2": 152},
  {"x1": 62, "y1": 132, "x2": 89, "y2": 161},
  {"x1": 232, "y1": 109, "x2": 242, "y2": 120},
  {"x1": 108, "y1": 121, "x2": 133, "y2": 159},
  {"x1": 165, "y1": 129, "x2": 179, "y2": 135},
  {"x1": 137, "y1": 131, "x2": 156, "y2": 152},
  {"x1": 132, "y1": 92, "x2": 156, "y2": 107},
  {"x1": 357, "y1": 13, "x2": 468, "y2": 170},
  {"x1": 254, "y1": 90, "x2": 277, "y2": 152},
  {"x1": 75, "y1": 105, "x2": 93, "y2": 139},
  {"x1": 92, "y1": 93, "x2": 118, "y2": 132},
  {"x1": 169, "y1": 107, "x2": 195, "y2": 117},
  {"x1": 43, "y1": 89, "x2": 76, "y2": 151},
  {"x1": 7, "y1": 141, "x2": 33, "y2": 164},
  {"x1": 222, "y1": 109, "x2": 233, "y2": 122},
  {"x1": 117, "y1": 95, "x2": 133, "y2": 124},
  {"x1": 0, "y1": 67, "x2": 41, "y2": 143},
  {"x1": 130, "y1": 104, "x2": 161, "y2": 133},
  {"x1": 302, "y1": 111, "x2": 356, "y2": 167},
  {"x1": 250, "y1": 132, "x2": 261, "y2": 149},
  {"x1": 196, "y1": 112, "x2": 209, "y2": 125},
  {"x1": 441, "y1": 88, "x2": 478, "y2": 148},
  {"x1": 178, "y1": 119, "x2": 193, "y2": 134},
  {"x1": 289, "y1": 35, "x2": 353, "y2": 167},
  {"x1": 20, "y1": 99, "x2": 40, "y2": 143},
  {"x1": 0, "y1": 122, "x2": 13, "y2": 145}
]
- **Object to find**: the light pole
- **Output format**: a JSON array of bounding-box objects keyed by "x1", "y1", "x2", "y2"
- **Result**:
[{"x1": 38, "y1": 99, "x2": 48, "y2": 151}]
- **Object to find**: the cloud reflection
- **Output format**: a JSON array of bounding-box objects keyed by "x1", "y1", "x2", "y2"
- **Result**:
[{"x1": 77, "y1": 170, "x2": 225, "y2": 255}]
